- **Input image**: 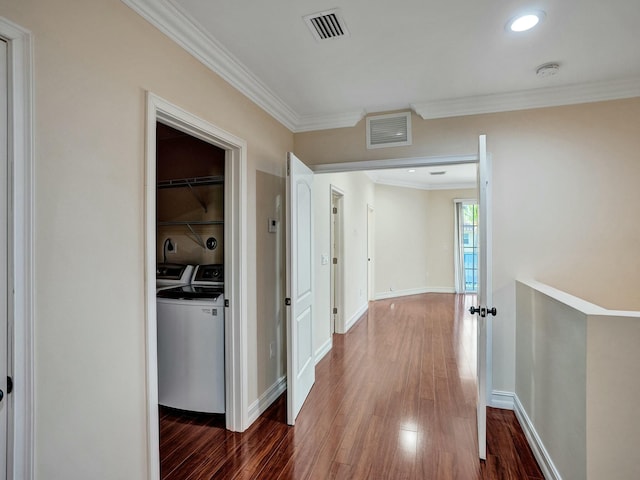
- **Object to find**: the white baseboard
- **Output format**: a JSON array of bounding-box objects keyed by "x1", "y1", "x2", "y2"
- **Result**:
[
  {"x1": 490, "y1": 390, "x2": 515, "y2": 410},
  {"x1": 315, "y1": 337, "x2": 332, "y2": 364},
  {"x1": 374, "y1": 286, "x2": 455, "y2": 300},
  {"x1": 513, "y1": 394, "x2": 562, "y2": 480},
  {"x1": 247, "y1": 375, "x2": 287, "y2": 425},
  {"x1": 345, "y1": 302, "x2": 368, "y2": 332}
]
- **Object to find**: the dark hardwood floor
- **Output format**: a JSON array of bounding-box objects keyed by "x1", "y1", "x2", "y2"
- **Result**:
[{"x1": 159, "y1": 293, "x2": 543, "y2": 479}]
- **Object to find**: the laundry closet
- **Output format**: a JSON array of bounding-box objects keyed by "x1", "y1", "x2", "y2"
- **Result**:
[{"x1": 155, "y1": 121, "x2": 226, "y2": 415}]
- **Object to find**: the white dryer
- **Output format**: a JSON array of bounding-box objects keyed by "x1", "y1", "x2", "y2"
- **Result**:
[{"x1": 156, "y1": 264, "x2": 225, "y2": 413}]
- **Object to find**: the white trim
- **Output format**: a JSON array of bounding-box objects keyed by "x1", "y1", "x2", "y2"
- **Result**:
[
  {"x1": 296, "y1": 110, "x2": 366, "y2": 132},
  {"x1": 124, "y1": 3, "x2": 640, "y2": 132},
  {"x1": 374, "y1": 287, "x2": 455, "y2": 300},
  {"x1": 247, "y1": 376, "x2": 287, "y2": 425},
  {"x1": 412, "y1": 77, "x2": 640, "y2": 120},
  {"x1": 0, "y1": 17, "x2": 34, "y2": 480},
  {"x1": 145, "y1": 93, "x2": 248, "y2": 480},
  {"x1": 329, "y1": 185, "x2": 345, "y2": 334},
  {"x1": 122, "y1": 0, "x2": 300, "y2": 131},
  {"x1": 514, "y1": 395, "x2": 563, "y2": 480},
  {"x1": 311, "y1": 154, "x2": 479, "y2": 174},
  {"x1": 314, "y1": 338, "x2": 332, "y2": 364},
  {"x1": 490, "y1": 390, "x2": 515, "y2": 410},
  {"x1": 368, "y1": 177, "x2": 476, "y2": 191},
  {"x1": 345, "y1": 302, "x2": 369, "y2": 332}
]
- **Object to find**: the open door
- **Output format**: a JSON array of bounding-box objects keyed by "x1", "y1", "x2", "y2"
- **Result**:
[
  {"x1": 285, "y1": 152, "x2": 315, "y2": 425},
  {"x1": 470, "y1": 134, "x2": 495, "y2": 460}
]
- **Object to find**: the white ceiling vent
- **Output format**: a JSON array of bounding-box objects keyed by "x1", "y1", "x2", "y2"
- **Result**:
[
  {"x1": 303, "y1": 9, "x2": 350, "y2": 41},
  {"x1": 366, "y1": 112, "x2": 412, "y2": 149}
]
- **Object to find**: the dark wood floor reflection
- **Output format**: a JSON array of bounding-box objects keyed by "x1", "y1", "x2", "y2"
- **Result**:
[{"x1": 160, "y1": 293, "x2": 543, "y2": 479}]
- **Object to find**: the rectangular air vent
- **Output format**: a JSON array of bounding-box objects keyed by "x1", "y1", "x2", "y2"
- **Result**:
[
  {"x1": 366, "y1": 112, "x2": 412, "y2": 149},
  {"x1": 303, "y1": 9, "x2": 350, "y2": 41}
]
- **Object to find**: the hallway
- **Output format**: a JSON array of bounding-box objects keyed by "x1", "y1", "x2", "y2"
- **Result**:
[{"x1": 160, "y1": 293, "x2": 542, "y2": 479}]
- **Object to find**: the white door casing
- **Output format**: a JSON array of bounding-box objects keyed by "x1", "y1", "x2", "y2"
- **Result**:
[
  {"x1": 286, "y1": 152, "x2": 315, "y2": 425},
  {"x1": 145, "y1": 93, "x2": 248, "y2": 480},
  {"x1": 0, "y1": 37, "x2": 9, "y2": 480},
  {"x1": 0, "y1": 16, "x2": 35, "y2": 480}
]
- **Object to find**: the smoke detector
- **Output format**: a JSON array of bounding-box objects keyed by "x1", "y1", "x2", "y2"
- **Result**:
[{"x1": 536, "y1": 63, "x2": 560, "y2": 78}]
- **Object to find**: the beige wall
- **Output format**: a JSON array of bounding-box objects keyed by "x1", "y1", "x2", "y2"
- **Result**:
[
  {"x1": 295, "y1": 99, "x2": 640, "y2": 394},
  {"x1": 373, "y1": 186, "x2": 476, "y2": 296},
  {"x1": 587, "y1": 313, "x2": 640, "y2": 480},
  {"x1": 2, "y1": 1, "x2": 292, "y2": 478},
  {"x1": 255, "y1": 171, "x2": 286, "y2": 397},
  {"x1": 374, "y1": 185, "x2": 430, "y2": 295}
]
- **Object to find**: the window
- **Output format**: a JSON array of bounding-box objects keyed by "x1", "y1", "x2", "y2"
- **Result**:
[{"x1": 454, "y1": 200, "x2": 478, "y2": 293}]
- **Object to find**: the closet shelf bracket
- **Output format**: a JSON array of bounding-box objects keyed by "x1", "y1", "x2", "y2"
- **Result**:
[{"x1": 186, "y1": 223, "x2": 206, "y2": 249}]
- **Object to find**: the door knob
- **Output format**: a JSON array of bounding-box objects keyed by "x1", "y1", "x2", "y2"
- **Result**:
[
  {"x1": 469, "y1": 306, "x2": 480, "y2": 315},
  {"x1": 487, "y1": 307, "x2": 497, "y2": 316}
]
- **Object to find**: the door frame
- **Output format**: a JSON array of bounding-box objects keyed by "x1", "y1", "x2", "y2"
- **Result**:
[
  {"x1": 144, "y1": 93, "x2": 248, "y2": 479},
  {"x1": 0, "y1": 17, "x2": 34, "y2": 480},
  {"x1": 366, "y1": 204, "x2": 374, "y2": 301},
  {"x1": 329, "y1": 185, "x2": 344, "y2": 334},
  {"x1": 311, "y1": 152, "x2": 492, "y2": 402}
]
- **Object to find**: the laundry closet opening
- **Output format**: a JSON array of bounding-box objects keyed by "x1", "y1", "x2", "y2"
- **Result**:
[{"x1": 154, "y1": 121, "x2": 227, "y2": 427}]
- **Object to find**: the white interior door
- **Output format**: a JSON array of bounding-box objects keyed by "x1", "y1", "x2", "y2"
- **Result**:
[
  {"x1": 285, "y1": 152, "x2": 315, "y2": 425},
  {"x1": 473, "y1": 134, "x2": 494, "y2": 460},
  {"x1": 0, "y1": 38, "x2": 8, "y2": 478}
]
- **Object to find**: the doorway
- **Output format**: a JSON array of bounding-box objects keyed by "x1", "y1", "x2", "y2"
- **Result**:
[
  {"x1": 367, "y1": 204, "x2": 374, "y2": 301},
  {"x1": 329, "y1": 187, "x2": 344, "y2": 334},
  {"x1": 145, "y1": 93, "x2": 248, "y2": 480},
  {"x1": 303, "y1": 147, "x2": 491, "y2": 458}
]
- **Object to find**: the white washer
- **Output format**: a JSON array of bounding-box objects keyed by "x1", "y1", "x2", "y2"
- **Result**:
[{"x1": 156, "y1": 264, "x2": 225, "y2": 413}]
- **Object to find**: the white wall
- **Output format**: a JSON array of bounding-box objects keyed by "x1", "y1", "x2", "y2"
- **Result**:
[{"x1": 312, "y1": 171, "x2": 374, "y2": 355}]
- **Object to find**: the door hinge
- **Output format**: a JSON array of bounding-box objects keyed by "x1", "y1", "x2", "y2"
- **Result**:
[
  {"x1": 224, "y1": 299, "x2": 230, "y2": 308},
  {"x1": 7, "y1": 376, "x2": 12, "y2": 394},
  {"x1": 285, "y1": 298, "x2": 291, "y2": 306},
  {"x1": 333, "y1": 307, "x2": 338, "y2": 314},
  {"x1": 333, "y1": 207, "x2": 337, "y2": 214},
  {"x1": 333, "y1": 258, "x2": 338, "y2": 265}
]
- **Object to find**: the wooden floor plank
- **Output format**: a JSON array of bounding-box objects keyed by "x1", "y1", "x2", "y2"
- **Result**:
[{"x1": 160, "y1": 293, "x2": 544, "y2": 479}]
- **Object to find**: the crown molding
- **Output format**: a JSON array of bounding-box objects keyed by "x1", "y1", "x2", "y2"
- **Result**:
[
  {"x1": 123, "y1": 1, "x2": 640, "y2": 132},
  {"x1": 295, "y1": 109, "x2": 366, "y2": 132},
  {"x1": 122, "y1": 0, "x2": 300, "y2": 131},
  {"x1": 411, "y1": 77, "x2": 640, "y2": 120}
]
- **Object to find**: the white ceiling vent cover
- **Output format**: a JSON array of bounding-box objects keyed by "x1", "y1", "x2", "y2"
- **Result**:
[
  {"x1": 303, "y1": 9, "x2": 350, "y2": 41},
  {"x1": 366, "y1": 112, "x2": 412, "y2": 149}
]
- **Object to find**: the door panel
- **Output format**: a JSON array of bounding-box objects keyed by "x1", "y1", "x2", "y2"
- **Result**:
[
  {"x1": 475, "y1": 134, "x2": 492, "y2": 460},
  {"x1": 286, "y1": 152, "x2": 315, "y2": 425}
]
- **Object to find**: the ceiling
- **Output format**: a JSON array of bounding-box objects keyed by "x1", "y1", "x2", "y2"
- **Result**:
[
  {"x1": 124, "y1": 0, "x2": 640, "y2": 131},
  {"x1": 366, "y1": 164, "x2": 477, "y2": 190}
]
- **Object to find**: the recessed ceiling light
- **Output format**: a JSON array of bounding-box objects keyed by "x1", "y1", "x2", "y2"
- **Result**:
[
  {"x1": 408, "y1": 169, "x2": 416, "y2": 173},
  {"x1": 507, "y1": 11, "x2": 545, "y2": 32}
]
